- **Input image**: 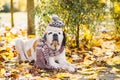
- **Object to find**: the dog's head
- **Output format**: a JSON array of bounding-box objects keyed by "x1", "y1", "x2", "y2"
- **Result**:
[{"x1": 44, "y1": 27, "x2": 66, "y2": 51}]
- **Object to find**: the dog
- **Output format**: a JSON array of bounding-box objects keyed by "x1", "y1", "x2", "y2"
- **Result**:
[{"x1": 15, "y1": 16, "x2": 76, "y2": 72}]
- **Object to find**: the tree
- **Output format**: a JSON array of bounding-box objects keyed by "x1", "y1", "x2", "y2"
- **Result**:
[
  {"x1": 27, "y1": 0, "x2": 35, "y2": 36},
  {"x1": 35, "y1": 0, "x2": 106, "y2": 48},
  {"x1": 11, "y1": 0, "x2": 14, "y2": 27},
  {"x1": 112, "y1": 0, "x2": 120, "y2": 34}
]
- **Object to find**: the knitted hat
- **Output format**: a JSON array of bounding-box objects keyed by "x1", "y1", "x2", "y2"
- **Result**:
[{"x1": 49, "y1": 15, "x2": 65, "y2": 28}]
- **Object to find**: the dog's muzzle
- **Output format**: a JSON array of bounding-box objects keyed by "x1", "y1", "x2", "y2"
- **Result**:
[
  {"x1": 53, "y1": 33, "x2": 58, "y2": 41},
  {"x1": 51, "y1": 33, "x2": 59, "y2": 49}
]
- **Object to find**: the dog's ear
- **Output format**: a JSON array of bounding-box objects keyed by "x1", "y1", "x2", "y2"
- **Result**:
[
  {"x1": 62, "y1": 31, "x2": 66, "y2": 46},
  {"x1": 43, "y1": 33, "x2": 47, "y2": 41}
]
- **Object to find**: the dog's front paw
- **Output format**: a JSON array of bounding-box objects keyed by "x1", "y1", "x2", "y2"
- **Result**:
[
  {"x1": 68, "y1": 66, "x2": 77, "y2": 72},
  {"x1": 60, "y1": 62, "x2": 77, "y2": 72},
  {"x1": 51, "y1": 63, "x2": 60, "y2": 69},
  {"x1": 66, "y1": 63, "x2": 77, "y2": 72}
]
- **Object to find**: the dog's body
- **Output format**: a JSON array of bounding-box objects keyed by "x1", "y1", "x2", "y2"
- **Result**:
[
  {"x1": 15, "y1": 24, "x2": 76, "y2": 72},
  {"x1": 15, "y1": 38, "x2": 38, "y2": 61}
]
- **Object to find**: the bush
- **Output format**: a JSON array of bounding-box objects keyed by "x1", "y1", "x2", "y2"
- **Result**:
[
  {"x1": 0, "y1": 3, "x2": 10, "y2": 12},
  {"x1": 0, "y1": 3, "x2": 19, "y2": 12}
]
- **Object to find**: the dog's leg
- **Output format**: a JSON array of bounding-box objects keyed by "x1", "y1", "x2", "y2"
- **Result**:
[
  {"x1": 49, "y1": 57, "x2": 60, "y2": 69},
  {"x1": 15, "y1": 39, "x2": 27, "y2": 61},
  {"x1": 56, "y1": 50, "x2": 76, "y2": 72}
]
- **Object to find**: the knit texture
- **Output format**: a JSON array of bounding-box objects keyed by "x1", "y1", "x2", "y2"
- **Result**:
[{"x1": 49, "y1": 15, "x2": 65, "y2": 28}]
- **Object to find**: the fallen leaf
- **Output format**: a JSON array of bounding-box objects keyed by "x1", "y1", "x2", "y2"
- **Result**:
[
  {"x1": 5, "y1": 26, "x2": 11, "y2": 31},
  {"x1": 0, "y1": 68, "x2": 5, "y2": 77},
  {"x1": 106, "y1": 56, "x2": 120, "y2": 65},
  {"x1": 111, "y1": 67, "x2": 120, "y2": 73},
  {"x1": 56, "y1": 73, "x2": 70, "y2": 79},
  {"x1": 84, "y1": 73, "x2": 98, "y2": 79}
]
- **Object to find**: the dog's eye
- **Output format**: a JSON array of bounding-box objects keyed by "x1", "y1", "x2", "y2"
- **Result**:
[
  {"x1": 48, "y1": 32, "x2": 52, "y2": 35},
  {"x1": 58, "y1": 32, "x2": 61, "y2": 34}
]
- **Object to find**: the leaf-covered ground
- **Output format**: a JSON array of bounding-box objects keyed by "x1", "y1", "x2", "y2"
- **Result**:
[{"x1": 1, "y1": 13, "x2": 120, "y2": 80}]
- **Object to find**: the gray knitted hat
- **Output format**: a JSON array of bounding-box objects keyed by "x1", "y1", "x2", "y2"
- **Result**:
[{"x1": 49, "y1": 15, "x2": 65, "y2": 28}]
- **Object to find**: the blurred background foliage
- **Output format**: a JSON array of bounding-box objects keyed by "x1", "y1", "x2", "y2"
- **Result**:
[
  {"x1": 35, "y1": 0, "x2": 120, "y2": 49},
  {"x1": 0, "y1": 0, "x2": 27, "y2": 12},
  {"x1": 0, "y1": 0, "x2": 120, "y2": 49}
]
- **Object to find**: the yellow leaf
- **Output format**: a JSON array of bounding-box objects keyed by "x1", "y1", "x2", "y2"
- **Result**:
[
  {"x1": 80, "y1": 67, "x2": 107, "y2": 75},
  {"x1": 71, "y1": 42, "x2": 76, "y2": 47},
  {"x1": 81, "y1": 68, "x2": 95, "y2": 75},
  {"x1": 106, "y1": 56, "x2": 120, "y2": 65},
  {"x1": 54, "y1": 1, "x2": 58, "y2": 5},
  {"x1": 99, "y1": 0, "x2": 106, "y2": 3},
  {"x1": 113, "y1": 56, "x2": 120, "y2": 64},
  {"x1": 99, "y1": 14, "x2": 104, "y2": 20},
  {"x1": 0, "y1": 68, "x2": 5, "y2": 75},
  {"x1": 5, "y1": 26, "x2": 11, "y2": 31},
  {"x1": 91, "y1": 39, "x2": 101, "y2": 47},
  {"x1": 3, "y1": 52, "x2": 9, "y2": 56},
  {"x1": 115, "y1": 41, "x2": 120, "y2": 51},
  {"x1": 6, "y1": 33, "x2": 13, "y2": 42},
  {"x1": 3, "y1": 52, "x2": 14, "y2": 60},
  {"x1": 83, "y1": 29, "x2": 92, "y2": 41},
  {"x1": 28, "y1": 35, "x2": 35, "y2": 38},
  {"x1": 114, "y1": 2, "x2": 120, "y2": 13},
  {"x1": 67, "y1": 36, "x2": 72, "y2": 41},
  {"x1": 7, "y1": 52, "x2": 14, "y2": 60},
  {"x1": 20, "y1": 29, "x2": 27, "y2": 36},
  {"x1": 0, "y1": 36, "x2": 3, "y2": 41},
  {"x1": 6, "y1": 47, "x2": 11, "y2": 52},
  {"x1": 56, "y1": 73, "x2": 70, "y2": 79},
  {"x1": 67, "y1": 58, "x2": 73, "y2": 63},
  {"x1": 111, "y1": 67, "x2": 120, "y2": 73},
  {"x1": 85, "y1": 73, "x2": 98, "y2": 79},
  {"x1": 83, "y1": 59, "x2": 95, "y2": 67}
]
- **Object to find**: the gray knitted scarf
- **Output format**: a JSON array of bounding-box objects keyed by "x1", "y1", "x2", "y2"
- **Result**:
[{"x1": 34, "y1": 38, "x2": 65, "y2": 70}]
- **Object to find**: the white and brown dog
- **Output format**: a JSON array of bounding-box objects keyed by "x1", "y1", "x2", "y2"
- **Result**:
[{"x1": 15, "y1": 15, "x2": 76, "y2": 72}]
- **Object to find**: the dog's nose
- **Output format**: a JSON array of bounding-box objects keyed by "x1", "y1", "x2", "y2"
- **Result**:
[{"x1": 53, "y1": 33, "x2": 58, "y2": 41}]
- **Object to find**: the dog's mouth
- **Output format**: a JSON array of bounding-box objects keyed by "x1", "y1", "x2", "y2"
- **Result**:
[{"x1": 51, "y1": 41, "x2": 59, "y2": 50}]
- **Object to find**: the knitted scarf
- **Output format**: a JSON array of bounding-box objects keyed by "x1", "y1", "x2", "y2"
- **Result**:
[{"x1": 34, "y1": 39, "x2": 65, "y2": 70}]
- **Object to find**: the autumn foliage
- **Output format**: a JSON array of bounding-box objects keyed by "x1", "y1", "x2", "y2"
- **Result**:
[{"x1": 0, "y1": 0, "x2": 120, "y2": 79}]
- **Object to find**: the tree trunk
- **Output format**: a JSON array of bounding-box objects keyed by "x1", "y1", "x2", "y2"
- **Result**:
[
  {"x1": 76, "y1": 24, "x2": 79, "y2": 49},
  {"x1": 27, "y1": 0, "x2": 35, "y2": 36},
  {"x1": 11, "y1": 0, "x2": 14, "y2": 27}
]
